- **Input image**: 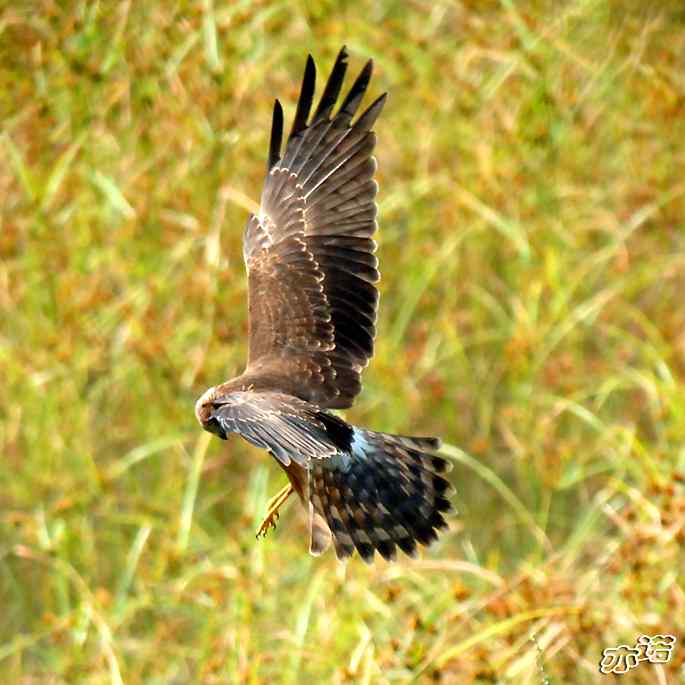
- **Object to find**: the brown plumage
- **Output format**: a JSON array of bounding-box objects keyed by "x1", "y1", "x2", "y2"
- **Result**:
[{"x1": 195, "y1": 47, "x2": 453, "y2": 562}]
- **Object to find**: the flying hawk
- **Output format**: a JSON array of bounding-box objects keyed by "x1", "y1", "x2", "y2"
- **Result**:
[{"x1": 195, "y1": 47, "x2": 452, "y2": 562}]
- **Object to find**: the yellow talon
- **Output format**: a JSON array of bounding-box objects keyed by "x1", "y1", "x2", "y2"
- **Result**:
[{"x1": 256, "y1": 484, "x2": 293, "y2": 538}]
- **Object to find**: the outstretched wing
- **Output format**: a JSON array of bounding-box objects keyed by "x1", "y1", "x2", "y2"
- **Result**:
[
  {"x1": 243, "y1": 47, "x2": 386, "y2": 409},
  {"x1": 210, "y1": 392, "x2": 338, "y2": 466}
]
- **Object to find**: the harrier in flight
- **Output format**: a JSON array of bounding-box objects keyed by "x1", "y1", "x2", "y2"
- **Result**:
[{"x1": 195, "y1": 47, "x2": 452, "y2": 562}]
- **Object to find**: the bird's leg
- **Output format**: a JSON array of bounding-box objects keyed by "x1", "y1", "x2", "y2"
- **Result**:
[{"x1": 256, "y1": 483, "x2": 293, "y2": 538}]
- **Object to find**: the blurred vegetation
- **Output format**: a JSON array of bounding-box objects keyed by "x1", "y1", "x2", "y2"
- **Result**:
[{"x1": 1, "y1": 1, "x2": 685, "y2": 683}]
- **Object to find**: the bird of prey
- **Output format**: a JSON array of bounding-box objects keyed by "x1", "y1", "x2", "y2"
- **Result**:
[{"x1": 195, "y1": 46, "x2": 452, "y2": 562}]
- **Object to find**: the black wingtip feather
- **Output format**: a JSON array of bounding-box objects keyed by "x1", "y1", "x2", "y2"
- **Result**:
[
  {"x1": 312, "y1": 46, "x2": 350, "y2": 123},
  {"x1": 355, "y1": 92, "x2": 387, "y2": 132},
  {"x1": 290, "y1": 55, "x2": 316, "y2": 139},
  {"x1": 338, "y1": 59, "x2": 373, "y2": 120},
  {"x1": 268, "y1": 99, "x2": 284, "y2": 171}
]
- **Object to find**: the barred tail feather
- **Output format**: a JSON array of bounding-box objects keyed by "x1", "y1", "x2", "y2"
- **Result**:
[{"x1": 308, "y1": 428, "x2": 453, "y2": 562}]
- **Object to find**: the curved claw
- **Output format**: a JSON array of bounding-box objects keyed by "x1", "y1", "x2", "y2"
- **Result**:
[
  {"x1": 256, "y1": 511, "x2": 280, "y2": 538},
  {"x1": 255, "y1": 484, "x2": 293, "y2": 539}
]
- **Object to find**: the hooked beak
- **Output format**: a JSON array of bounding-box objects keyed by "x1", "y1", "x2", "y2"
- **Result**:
[{"x1": 195, "y1": 386, "x2": 228, "y2": 440}]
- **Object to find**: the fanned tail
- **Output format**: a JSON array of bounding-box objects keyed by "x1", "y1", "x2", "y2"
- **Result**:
[{"x1": 308, "y1": 428, "x2": 453, "y2": 562}]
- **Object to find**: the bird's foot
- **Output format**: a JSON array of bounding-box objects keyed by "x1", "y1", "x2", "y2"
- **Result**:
[{"x1": 256, "y1": 483, "x2": 293, "y2": 538}]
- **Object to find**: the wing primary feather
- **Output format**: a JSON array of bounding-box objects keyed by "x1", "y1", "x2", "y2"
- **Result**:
[
  {"x1": 303, "y1": 133, "x2": 375, "y2": 199},
  {"x1": 354, "y1": 92, "x2": 387, "y2": 133},
  {"x1": 268, "y1": 99, "x2": 284, "y2": 171},
  {"x1": 290, "y1": 56, "x2": 379, "y2": 182},
  {"x1": 337, "y1": 59, "x2": 373, "y2": 123},
  {"x1": 312, "y1": 46, "x2": 349, "y2": 123},
  {"x1": 290, "y1": 55, "x2": 316, "y2": 139},
  {"x1": 291, "y1": 121, "x2": 350, "y2": 181},
  {"x1": 298, "y1": 114, "x2": 376, "y2": 192},
  {"x1": 290, "y1": 118, "x2": 335, "y2": 176}
]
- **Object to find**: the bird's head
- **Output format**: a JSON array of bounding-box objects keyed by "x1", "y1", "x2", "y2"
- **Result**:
[{"x1": 194, "y1": 386, "x2": 228, "y2": 439}]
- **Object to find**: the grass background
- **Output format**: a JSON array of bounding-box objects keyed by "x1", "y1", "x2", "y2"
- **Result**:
[{"x1": 2, "y1": 0, "x2": 685, "y2": 682}]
